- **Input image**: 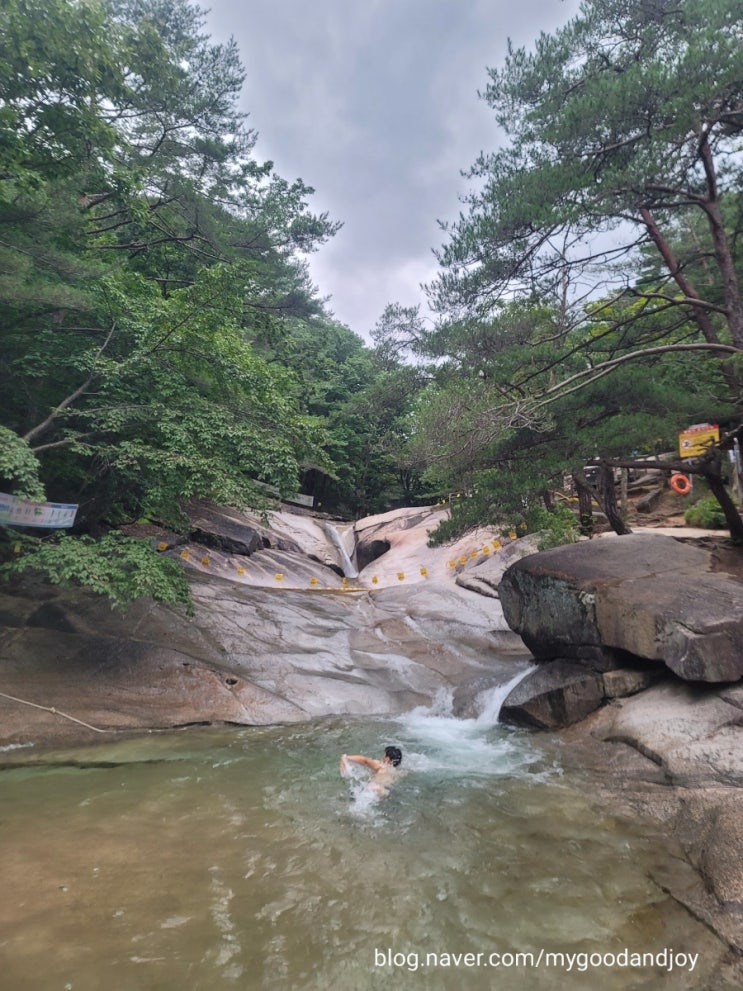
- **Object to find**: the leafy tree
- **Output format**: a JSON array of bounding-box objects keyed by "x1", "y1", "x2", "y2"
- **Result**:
[
  {"x1": 0, "y1": 0, "x2": 124, "y2": 192},
  {"x1": 269, "y1": 316, "x2": 427, "y2": 515},
  {"x1": 411, "y1": 292, "x2": 737, "y2": 541},
  {"x1": 0, "y1": 0, "x2": 350, "y2": 605},
  {"x1": 0, "y1": 427, "x2": 45, "y2": 501},
  {"x1": 432, "y1": 0, "x2": 743, "y2": 393},
  {"x1": 421, "y1": 0, "x2": 743, "y2": 540},
  {"x1": 2, "y1": 531, "x2": 192, "y2": 611},
  {"x1": 370, "y1": 302, "x2": 429, "y2": 368}
]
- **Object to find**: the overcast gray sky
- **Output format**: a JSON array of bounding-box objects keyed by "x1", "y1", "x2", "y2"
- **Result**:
[{"x1": 204, "y1": 0, "x2": 580, "y2": 339}]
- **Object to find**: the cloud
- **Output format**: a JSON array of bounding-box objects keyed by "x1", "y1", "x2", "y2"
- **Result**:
[{"x1": 204, "y1": 0, "x2": 581, "y2": 337}]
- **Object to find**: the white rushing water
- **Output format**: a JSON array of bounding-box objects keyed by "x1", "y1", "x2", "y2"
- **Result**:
[
  {"x1": 322, "y1": 521, "x2": 359, "y2": 578},
  {"x1": 475, "y1": 665, "x2": 535, "y2": 726},
  {"x1": 341, "y1": 668, "x2": 538, "y2": 821}
]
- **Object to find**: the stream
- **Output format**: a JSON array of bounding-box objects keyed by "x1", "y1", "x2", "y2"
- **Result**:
[{"x1": 0, "y1": 684, "x2": 729, "y2": 990}]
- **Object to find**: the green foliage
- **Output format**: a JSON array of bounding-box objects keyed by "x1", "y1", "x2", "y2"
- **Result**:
[
  {"x1": 0, "y1": 0, "x2": 123, "y2": 193},
  {"x1": 265, "y1": 315, "x2": 427, "y2": 515},
  {"x1": 414, "y1": 296, "x2": 737, "y2": 544},
  {"x1": 427, "y1": 492, "x2": 495, "y2": 547},
  {"x1": 684, "y1": 496, "x2": 728, "y2": 530},
  {"x1": 514, "y1": 504, "x2": 579, "y2": 552},
  {"x1": 0, "y1": 0, "x2": 396, "y2": 607},
  {"x1": 1, "y1": 532, "x2": 192, "y2": 611},
  {"x1": 0, "y1": 428, "x2": 45, "y2": 501},
  {"x1": 435, "y1": 0, "x2": 743, "y2": 319},
  {"x1": 428, "y1": 492, "x2": 578, "y2": 550},
  {"x1": 429, "y1": 0, "x2": 743, "y2": 407},
  {"x1": 414, "y1": 0, "x2": 743, "y2": 544}
]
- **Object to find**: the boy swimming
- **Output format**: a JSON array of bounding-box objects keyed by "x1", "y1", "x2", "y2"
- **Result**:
[{"x1": 339, "y1": 746, "x2": 403, "y2": 797}]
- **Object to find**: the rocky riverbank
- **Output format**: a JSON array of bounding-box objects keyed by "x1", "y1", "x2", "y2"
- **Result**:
[
  {"x1": 495, "y1": 533, "x2": 743, "y2": 963},
  {"x1": 0, "y1": 504, "x2": 534, "y2": 749},
  {"x1": 1, "y1": 503, "x2": 741, "y2": 969}
]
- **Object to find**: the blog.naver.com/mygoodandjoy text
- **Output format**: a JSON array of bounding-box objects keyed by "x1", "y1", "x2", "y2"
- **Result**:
[{"x1": 373, "y1": 946, "x2": 699, "y2": 976}]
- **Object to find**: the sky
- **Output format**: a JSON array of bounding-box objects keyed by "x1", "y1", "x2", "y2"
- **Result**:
[{"x1": 203, "y1": 0, "x2": 581, "y2": 339}]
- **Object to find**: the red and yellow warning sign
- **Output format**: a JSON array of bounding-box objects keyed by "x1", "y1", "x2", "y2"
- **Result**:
[{"x1": 678, "y1": 423, "x2": 719, "y2": 458}]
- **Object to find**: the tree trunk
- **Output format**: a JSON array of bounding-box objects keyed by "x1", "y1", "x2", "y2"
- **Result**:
[
  {"x1": 698, "y1": 138, "x2": 743, "y2": 350},
  {"x1": 701, "y1": 451, "x2": 743, "y2": 544},
  {"x1": 620, "y1": 467, "x2": 628, "y2": 516},
  {"x1": 572, "y1": 472, "x2": 594, "y2": 537},
  {"x1": 597, "y1": 462, "x2": 632, "y2": 535}
]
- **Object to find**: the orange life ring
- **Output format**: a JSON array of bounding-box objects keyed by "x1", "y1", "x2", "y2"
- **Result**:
[{"x1": 669, "y1": 473, "x2": 691, "y2": 495}]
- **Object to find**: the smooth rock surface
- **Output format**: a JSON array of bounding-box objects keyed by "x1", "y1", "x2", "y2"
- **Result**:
[
  {"x1": 568, "y1": 679, "x2": 743, "y2": 935},
  {"x1": 679, "y1": 789, "x2": 743, "y2": 907},
  {"x1": 602, "y1": 666, "x2": 663, "y2": 699},
  {"x1": 1, "y1": 503, "x2": 543, "y2": 748},
  {"x1": 499, "y1": 534, "x2": 743, "y2": 681},
  {"x1": 454, "y1": 535, "x2": 540, "y2": 598},
  {"x1": 598, "y1": 681, "x2": 743, "y2": 785},
  {"x1": 353, "y1": 506, "x2": 530, "y2": 587},
  {"x1": 0, "y1": 571, "x2": 529, "y2": 748}
]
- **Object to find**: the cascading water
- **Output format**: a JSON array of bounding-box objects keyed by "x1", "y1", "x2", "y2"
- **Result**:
[
  {"x1": 323, "y1": 521, "x2": 359, "y2": 578},
  {"x1": 340, "y1": 671, "x2": 535, "y2": 821},
  {"x1": 474, "y1": 664, "x2": 535, "y2": 726}
]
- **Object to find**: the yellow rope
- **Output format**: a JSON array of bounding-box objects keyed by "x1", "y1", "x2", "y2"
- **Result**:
[{"x1": 0, "y1": 690, "x2": 108, "y2": 734}]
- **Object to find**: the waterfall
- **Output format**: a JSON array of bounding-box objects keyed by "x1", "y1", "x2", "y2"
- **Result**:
[
  {"x1": 323, "y1": 523, "x2": 359, "y2": 578},
  {"x1": 390, "y1": 665, "x2": 536, "y2": 783},
  {"x1": 474, "y1": 665, "x2": 534, "y2": 727}
]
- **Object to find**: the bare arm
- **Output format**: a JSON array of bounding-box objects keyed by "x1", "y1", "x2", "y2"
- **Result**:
[{"x1": 340, "y1": 753, "x2": 383, "y2": 774}]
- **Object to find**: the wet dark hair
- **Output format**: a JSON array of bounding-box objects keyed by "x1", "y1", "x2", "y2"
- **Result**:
[{"x1": 385, "y1": 746, "x2": 402, "y2": 767}]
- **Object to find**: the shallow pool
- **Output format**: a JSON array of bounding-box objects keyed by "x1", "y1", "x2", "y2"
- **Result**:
[{"x1": 0, "y1": 698, "x2": 730, "y2": 990}]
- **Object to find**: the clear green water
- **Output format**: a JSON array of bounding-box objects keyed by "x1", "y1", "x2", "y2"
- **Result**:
[{"x1": 0, "y1": 705, "x2": 730, "y2": 991}]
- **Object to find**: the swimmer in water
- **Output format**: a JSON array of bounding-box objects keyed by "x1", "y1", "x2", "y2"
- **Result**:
[{"x1": 339, "y1": 746, "x2": 403, "y2": 797}]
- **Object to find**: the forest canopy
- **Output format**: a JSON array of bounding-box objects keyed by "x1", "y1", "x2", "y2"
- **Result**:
[
  {"x1": 3, "y1": 0, "x2": 743, "y2": 609},
  {"x1": 0, "y1": 0, "x2": 420, "y2": 605}
]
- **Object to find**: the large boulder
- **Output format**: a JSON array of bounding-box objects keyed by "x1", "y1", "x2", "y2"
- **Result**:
[
  {"x1": 499, "y1": 534, "x2": 743, "y2": 682},
  {"x1": 498, "y1": 660, "x2": 604, "y2": 729},
  {"x1": 185, "y1": 500, "x2": 300, "y2": 556},
  {"x1": 499, "y1": 661, "x2": 662, "y2": 730},
  {"x1": 588, "y1": 681, "x2": 743, "y2": 914}
]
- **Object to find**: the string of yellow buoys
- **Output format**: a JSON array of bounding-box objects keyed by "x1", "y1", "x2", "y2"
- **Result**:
[
  {"x1": 161, "y1": 527, "x2": 524, "y2": 591},
  {"x1": 446, "y1": 530, "x2": 521, "y2": 572},
  {"x1": 172, "y1": 547, "x2": 369, "y2": 591}
]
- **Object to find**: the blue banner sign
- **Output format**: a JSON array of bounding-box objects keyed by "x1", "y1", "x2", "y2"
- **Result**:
[{"x1": 0, "y1": 493, "x2": 78, "y2": 528}]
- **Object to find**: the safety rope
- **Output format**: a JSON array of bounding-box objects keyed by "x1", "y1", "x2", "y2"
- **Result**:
[{"x1": 0, "y1": 690, "x2": 108, "y2": 733}]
